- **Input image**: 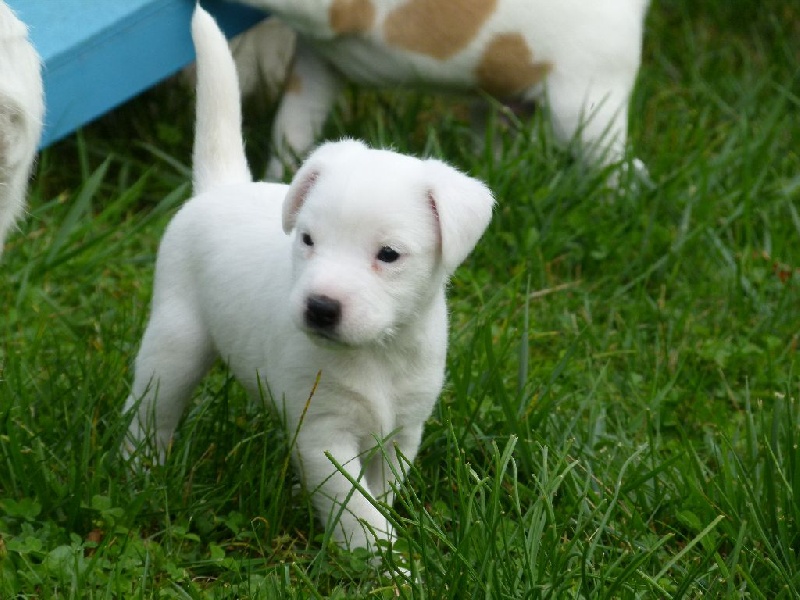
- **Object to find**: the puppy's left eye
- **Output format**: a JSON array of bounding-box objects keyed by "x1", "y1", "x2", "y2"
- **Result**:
[
  {"x1": 302, "y1": 233, "x2": 314, "y2": 247},
  {"x1": 376, "y1": 246, "x2": 400, "y2": 263}
]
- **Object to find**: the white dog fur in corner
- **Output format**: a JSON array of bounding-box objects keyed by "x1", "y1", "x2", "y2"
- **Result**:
[
  {"x1": 123, "y1": 6, "x2": 494, "y2": 551},
  {"x1": 231, "y1": 0, "x2": 650, "y2": 180},
  {"x1": 0, "y1": 2, "x2": 43, "y2": 256}
]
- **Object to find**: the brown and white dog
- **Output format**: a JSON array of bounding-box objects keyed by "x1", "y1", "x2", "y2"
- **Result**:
[
  {"x1": 231, "y1": 0, "x2": 651, "y2": 180},
  {"x1": 0, "y1": 2, "x2": 43, "y2": 256}
]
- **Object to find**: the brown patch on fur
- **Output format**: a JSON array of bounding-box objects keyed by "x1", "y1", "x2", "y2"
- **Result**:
[
  {"x1": 329, "y1": 0, "x2": 376, "y2": 34},
  {"x1": 384, "y1": 0, "x2": 497, "y2": 60},
  {"x1": 475, "y1": 33, "x2": 552, "y2": 97}
]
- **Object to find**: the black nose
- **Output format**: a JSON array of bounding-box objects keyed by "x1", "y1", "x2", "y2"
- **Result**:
[{"x1": 305, "y1": 294, "x2": 342, "y2": 331}]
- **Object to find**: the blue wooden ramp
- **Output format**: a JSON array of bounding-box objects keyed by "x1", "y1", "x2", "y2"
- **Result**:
[{"x1": 6, "y1": 0, "x2": 267, "y2": 148}]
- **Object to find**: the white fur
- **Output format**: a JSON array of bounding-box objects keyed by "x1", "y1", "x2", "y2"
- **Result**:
[
  {"x1": 230, "y1": 17, "x2": 297, "y2": 100},
  {"x1": 232, "y1": 0, "x2": 650, "y2": 179},
  {"x1": 124, "y1": 6, "x2": 494, "y2": 551},
  {"x1": 0, "y1": 2, "x2": 43, "y2": 256}
]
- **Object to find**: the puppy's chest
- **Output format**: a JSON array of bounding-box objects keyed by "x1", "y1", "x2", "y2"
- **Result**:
[
  {"x1": 328, "y1": 346, "x2": 445, "y2": 431},
  {"x1": 366, "y1": 349, "x2": 443, "y2": 409}
]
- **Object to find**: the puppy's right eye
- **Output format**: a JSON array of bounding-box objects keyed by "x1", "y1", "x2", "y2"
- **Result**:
[{"x1": 302, "y1": 233, "x2": 314, "y2": 247}]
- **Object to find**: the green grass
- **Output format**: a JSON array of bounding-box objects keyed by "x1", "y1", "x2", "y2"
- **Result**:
[{"x1": 2, "y1": 0, "x2": 799, "y2": 596}]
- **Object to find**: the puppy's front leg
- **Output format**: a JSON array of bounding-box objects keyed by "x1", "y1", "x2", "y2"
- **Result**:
[
  {"x1": 266, "y1": 42, "x2": 342, "y2": 180},
  {"x1": 364, "y1": 423, "x2": 424, "y2": 509},
  {"x1": 296, "y1": 422, "x2": 392, "y2": 550}
]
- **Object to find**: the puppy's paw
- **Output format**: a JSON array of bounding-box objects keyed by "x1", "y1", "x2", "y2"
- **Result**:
[{"x1": 120, "y1": 421, "x2": 168, "y2": 470}]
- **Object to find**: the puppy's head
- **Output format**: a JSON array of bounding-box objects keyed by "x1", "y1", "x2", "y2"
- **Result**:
[{"x1": 282, "y1": 140, "x2": 494, "y2": 346}]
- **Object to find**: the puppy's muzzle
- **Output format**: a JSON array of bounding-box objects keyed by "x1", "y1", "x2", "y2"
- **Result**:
[{"x1": 305, "y1": 294, "x2": 342, "y2": 336}]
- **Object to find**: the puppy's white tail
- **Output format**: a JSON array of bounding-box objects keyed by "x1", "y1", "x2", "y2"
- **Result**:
[{"x1": 191, "y1": 5, "x2": 251, "y2": 194}]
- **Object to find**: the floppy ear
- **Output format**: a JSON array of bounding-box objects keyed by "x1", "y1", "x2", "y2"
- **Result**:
[
  {"x1": 424, "y1": 160, "x2": 495, "y2": 274},
  {"x1": 282, "y1": 139, "x2": 368, "y2": 233},
  {"x1": 282, "y1": 167, "x2": 319, "y2": 233}
]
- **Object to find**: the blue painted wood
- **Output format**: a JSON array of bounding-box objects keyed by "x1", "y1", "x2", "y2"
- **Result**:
[{"x1": 6, "y1": 0, "x2": 267, "y2": 148}]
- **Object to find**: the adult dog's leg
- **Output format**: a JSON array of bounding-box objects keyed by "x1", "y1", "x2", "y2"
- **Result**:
[
  {"x1": 266, "y1": 42, "x2": 342, "y2": 180},
  {"x1": 546, "y1": 73, "x2": 633, "y2": 169}
]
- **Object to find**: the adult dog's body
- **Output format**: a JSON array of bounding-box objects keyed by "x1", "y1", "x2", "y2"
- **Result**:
[
  {"x1": 232, "y1": 0, "x2": 650, "y2": 178},
  {"x1": 0, "y1": 2, "x2": 43, "y2": 255},
  {"x1": 124, "y1": 7, "x2": 493, "y2": 550}
]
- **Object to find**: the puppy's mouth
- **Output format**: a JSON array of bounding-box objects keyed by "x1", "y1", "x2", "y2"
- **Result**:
[
  {"x1": 304, "y1": 322, "x2": 398, "y2": 349},
  {"x1": 306, "y1": 327, "x2": 345, "y2": 345}
]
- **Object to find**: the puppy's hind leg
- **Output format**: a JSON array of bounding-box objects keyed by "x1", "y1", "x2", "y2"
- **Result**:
[
  {"x1": 123, "y1": 303, "x2": 216, "y2": 462},
  {"x1": 0, "y1": 3, "x2": 43, "y2": 255}
]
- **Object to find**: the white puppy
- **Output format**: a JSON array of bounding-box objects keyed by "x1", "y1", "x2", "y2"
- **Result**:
[
  {"x1": 232, "y1": 0, "x2": 650, "y2": 179},
  {"x1": 124, "y1": 7, "x2": 494, "y2": 551},
  {"x1": 0, "y1": 2, "x2": 43, "y2": 256}
]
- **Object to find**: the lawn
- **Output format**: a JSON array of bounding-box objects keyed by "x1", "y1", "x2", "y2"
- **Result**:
[{"x1": 1, "y1": 0, "x2": 799, "y2": 597}]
